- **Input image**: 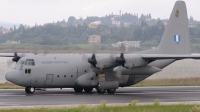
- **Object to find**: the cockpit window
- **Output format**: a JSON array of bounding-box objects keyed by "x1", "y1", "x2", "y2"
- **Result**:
[
  {"x1": 17, "y1": 59, "x2": 35, "y2": 66},
  {"x1": 24, "y1": 59, "x2": 35, "y2": 66},
  {"x1": 17, "y1": 60, "x2": 25, "y2": 65}
]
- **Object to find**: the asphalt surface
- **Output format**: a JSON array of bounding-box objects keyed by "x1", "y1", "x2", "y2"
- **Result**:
[{"x1": 1, "y1": 86, "x2": 200, "y2": 107}]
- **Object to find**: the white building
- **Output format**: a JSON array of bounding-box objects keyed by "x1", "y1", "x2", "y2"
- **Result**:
[
  {"x1": 111, "y1": 41, "x2": 140, "y2": 48},
  {"x1": 6, "y1": 40, "x2": 20, "y2": 44},
  {"x1": 112, "y1": 20, "x2": 120, "y2": 27},
  {"x1": 88, "y1": 21, "x2": 102, "y2": 28},
  {"x1": 88, "y1": 35, "x2": 101, "y2": 44}
]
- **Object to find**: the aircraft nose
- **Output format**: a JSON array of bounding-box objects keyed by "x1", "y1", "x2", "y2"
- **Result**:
[{"x1": 5, "y1": 70, "x2": 20, "y2": 84}]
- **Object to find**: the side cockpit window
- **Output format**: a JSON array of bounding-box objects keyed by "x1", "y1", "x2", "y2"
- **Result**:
[
  {"x1": 17, "y1": 60, "x2": 25, "y2": 65},
  {"x1": 24, "y1": 59, "x2": 35, "y2": 66}
]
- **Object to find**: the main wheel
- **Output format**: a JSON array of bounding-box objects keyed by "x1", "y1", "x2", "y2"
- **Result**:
[
  {"x1": 25, "y1": 87, "x2": 35, "y2": 94},
  {"x1": 84, "y1": 87, "x2": 93, "y2": 93},
  {"x1": 96, "y1": 87, "x2": 106, "y2": 94},
  {"x1": 74, "y1": 87, "x2": 83, "y2": 93},
  {"x1": 107, "y1": 89, "x2": 116, "y2": 94}
]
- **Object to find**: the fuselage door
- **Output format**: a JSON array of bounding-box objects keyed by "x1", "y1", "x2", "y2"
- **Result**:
[{"x1": 45, "y1": 74, "x2": 54, "y2": 85}]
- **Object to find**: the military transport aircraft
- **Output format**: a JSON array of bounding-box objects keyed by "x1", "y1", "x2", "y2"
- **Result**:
[{"x1": 3, "y1": 1, "x2": 200, "y2": 94}]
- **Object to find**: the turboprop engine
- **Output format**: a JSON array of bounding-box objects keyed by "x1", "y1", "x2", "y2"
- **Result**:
[
  {"x1": 75, "y1": 72, "x2": 98, "y2": 87},
  {"x1": 116, "y1": 53, "x2": 149, "y2": 69},
  {"x1": 88, "y1": 54, "x2": 119, "y2": 70}
]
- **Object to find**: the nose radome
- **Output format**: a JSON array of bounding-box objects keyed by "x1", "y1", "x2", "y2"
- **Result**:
[
  {"x1": 5, "y1": 70, "x2": 19, "y2": 84},
  {"x1": 5, "y1": 70, "x2": 12, "y2": 82}
]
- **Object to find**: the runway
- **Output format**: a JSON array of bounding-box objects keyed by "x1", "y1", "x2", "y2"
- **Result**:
[{"x1": 1, "y1": 86, "x2": 200, "y2": 107}]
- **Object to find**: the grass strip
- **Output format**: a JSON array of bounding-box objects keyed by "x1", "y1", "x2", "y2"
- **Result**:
[
  {"x1": 0, "y1": 101, "x2": 199, "y2": 112},
  {"x1": 0, "y1": 82, "x2": 24, "y2": 89}
]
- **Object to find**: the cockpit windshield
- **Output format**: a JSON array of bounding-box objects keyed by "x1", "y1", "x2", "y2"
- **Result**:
[{"x1": 18, "y1": 59, "x2": 35, "y2": 66}]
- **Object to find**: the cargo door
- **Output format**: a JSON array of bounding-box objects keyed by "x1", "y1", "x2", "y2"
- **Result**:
[{"x1": 45, "y1": 74, "x2": 54, "y2": 85}]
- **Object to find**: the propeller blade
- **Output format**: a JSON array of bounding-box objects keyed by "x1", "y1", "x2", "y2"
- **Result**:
[
  {"x1": 12, "y1": 52, "x2": 20, "y2": 62},
  {"x1": 116, "y1": 53, "x2": 126, "y2": 67},
  {"x1": 88, "y1": 54, "x2": 97, "y2": 68}
]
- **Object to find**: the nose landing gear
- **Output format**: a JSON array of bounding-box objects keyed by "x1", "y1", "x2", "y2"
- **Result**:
[{"x1": 25, "y1": 87, "x2": 35, "y2": 94}]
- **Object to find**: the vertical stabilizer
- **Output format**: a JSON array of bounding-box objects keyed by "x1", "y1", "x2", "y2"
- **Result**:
[{"x1": 158, "y1": 1, "x2": 191, "y2": 54}]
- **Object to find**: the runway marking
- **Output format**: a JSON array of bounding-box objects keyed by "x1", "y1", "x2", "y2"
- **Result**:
[
  {"x1": 0, "y1": 95, "x2": 25, "y2": 97},
  {"x1": 115, "y1": 91, "x2": 200, "y2": 95},
  {"x1": 42, "y1": 94, "x2": 74, "y2": 96},
  {"x1": 0, "y1": 93, "x2": 15, "y2": 95}
]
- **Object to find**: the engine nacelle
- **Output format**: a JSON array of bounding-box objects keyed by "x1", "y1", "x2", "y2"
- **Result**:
[
  {"x1": 124, "y1": 55, "x2": 149, "y2": 69},
  {"x1": 75, "y1": 72, "x2": 98, "y2": 87},
  {"x1": 95, "y1": 57, "x2": 118, "y2": 70},
  {"x1": 113, "y1": 65, "x2": 161, "y2": 75},
  {"x1": 88, "y1": 54, "x2": 119, "y2": 70}
]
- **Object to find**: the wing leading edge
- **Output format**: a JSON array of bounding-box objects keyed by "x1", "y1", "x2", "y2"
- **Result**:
[{"x1": 141, "y1": 54, "x2": 200, "y2": 60}]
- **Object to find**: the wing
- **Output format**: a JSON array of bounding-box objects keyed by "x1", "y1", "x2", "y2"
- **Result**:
[
  {"x1": 141, "y1": 54, "x2": 200, "y2": 60},
  {"x1": 0, "y1": 53, "x2": 16, "y2": 57},
  {"x1": 0, "y1": 53, "x2": 27, "y2": 62}
]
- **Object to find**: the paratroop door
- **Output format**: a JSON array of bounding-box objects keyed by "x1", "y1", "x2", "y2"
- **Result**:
[{"x1": 45, "y1": 74, "x2": 54, "y2": 85}]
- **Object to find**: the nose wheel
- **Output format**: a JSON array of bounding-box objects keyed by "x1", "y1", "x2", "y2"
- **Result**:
[{"x1": 25, "y1": 87, "x2": 35, "y2": 94}]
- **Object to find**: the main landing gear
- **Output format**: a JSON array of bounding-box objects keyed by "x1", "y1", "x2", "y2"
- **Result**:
[
  {"x1": 74, "y1": 87, "x2": 93, "y2": 93},
  {"x1": 84, "y1": 87, "x2": 93, "y2": 93},
  {"x1": 74, "y1": 87, "x2": 83, "y2": 93},
  {"x1": 74, "y1": 87, "x2": 116, "y2": 94},
  {"x1": 25, "y1": 87, "x2": 35, "y2": 94},
  {"x1": 96, "y1": 87, "x2": 116, "y2": 94}
]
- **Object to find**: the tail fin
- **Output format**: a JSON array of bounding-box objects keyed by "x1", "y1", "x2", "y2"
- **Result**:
[{"x1": 158, "y1": 1, "x2": 191, "y2": 54}]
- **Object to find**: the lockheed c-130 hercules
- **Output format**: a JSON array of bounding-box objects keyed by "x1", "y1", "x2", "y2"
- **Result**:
[{"x1": 3, "y1": 1, "x2": 200, "y2": 94}]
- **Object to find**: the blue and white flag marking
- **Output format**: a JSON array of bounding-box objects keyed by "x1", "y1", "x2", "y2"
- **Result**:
[{"x1": 174, "y1": 35, "x2": 181, "y2": 42}]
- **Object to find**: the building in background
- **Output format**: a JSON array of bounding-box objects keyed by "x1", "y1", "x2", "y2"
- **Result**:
[
  {"x1": 6, "y1": 40, "x2": 20, "y2": 44},
  {"x1": 1, "y1": 28, "x2": 10, "y2": 34},
  {"x1": 112, "y1": 20, "x2": 121, "y2": 27},
  {"x1": 112, "y1": 41, "x2": 140, "y2": 48},
  {"x1": 88, "y1": 35, "x2": 101, "y2": 44},
  {"x1": 88, "y1": 21, "x2": 101, "y2": 28}
]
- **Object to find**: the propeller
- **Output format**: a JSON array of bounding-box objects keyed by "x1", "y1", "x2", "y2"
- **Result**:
[
  {"x1": 7, "y1": 52, "x2": 24, "y2": 67},
  {"x1": 12, "y1": 52, "x2": 20, "y2": 62},
  {"x1": 116, "y1": 53, "x2": 126, "y2": 67},
  {"x1": 87, "y1": 44, "x2": 98, "y2": 68},
  {"x1": 88, "y1": 54, "x2": 97, "y2": 68}
]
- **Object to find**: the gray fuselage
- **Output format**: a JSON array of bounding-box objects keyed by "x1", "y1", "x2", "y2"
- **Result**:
[{"x1": 5, "y1": 53, "x2": 174, "y2": 88}]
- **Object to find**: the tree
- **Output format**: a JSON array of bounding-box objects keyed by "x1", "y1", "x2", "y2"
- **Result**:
[
  {"x1": 10, "y1": 27, "x2": 13, "y2": 32},
  {"x1": 67, "y1": 16, "x2": 76, "y2": 26},
  {"x1": 14, "y1": 25, "x2": 16, "y2": 31}
]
